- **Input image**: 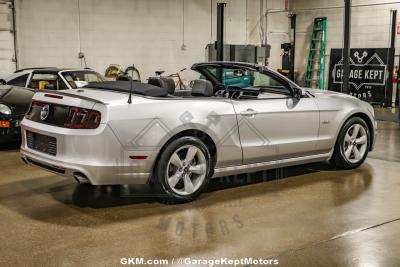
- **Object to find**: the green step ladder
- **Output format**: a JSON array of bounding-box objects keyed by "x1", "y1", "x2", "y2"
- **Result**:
[{"x1": 305, "y1": 17, "x2": 327, "y2": 89}]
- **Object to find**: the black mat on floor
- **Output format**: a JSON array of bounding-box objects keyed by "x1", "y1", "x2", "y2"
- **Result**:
[{"x1": 374, "y1": 108, "x2": 400, "y2": 123}]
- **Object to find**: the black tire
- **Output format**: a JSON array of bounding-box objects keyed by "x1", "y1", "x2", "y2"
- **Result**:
[
  {"x1": 151, "y1": 136, "x2": 213, "y2": 204},
  {"x1": 331, "y1": 117, "x2": 370, "y2": 169}
]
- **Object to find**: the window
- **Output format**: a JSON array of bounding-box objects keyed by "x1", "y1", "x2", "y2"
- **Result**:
[
  {"x1": 29, "y1": 73, "x2": 68, "y2": 90},
  {"x1": 61, "y1": 71, "x2": 105, "y2": 89},
  {"x1": 7, "y1": 74, "x2": 29, "y2": 87},
  {"x1": 204, "y1": 66, "x2": 291, "y2": 96}
]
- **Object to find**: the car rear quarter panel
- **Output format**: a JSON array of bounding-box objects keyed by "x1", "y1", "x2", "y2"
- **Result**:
[{"x1": 106, "y1": 96, "x2": 243, "y2": 169}]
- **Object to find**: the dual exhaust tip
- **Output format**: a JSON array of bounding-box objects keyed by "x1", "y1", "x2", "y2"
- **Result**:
[{"x1": 21, "y1": 156, "x2": 90, "y2": 184}]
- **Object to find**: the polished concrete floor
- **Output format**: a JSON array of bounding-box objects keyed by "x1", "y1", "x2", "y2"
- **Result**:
[{"x1": 1, "y1": 121, "x2": 400, "y2": 266}]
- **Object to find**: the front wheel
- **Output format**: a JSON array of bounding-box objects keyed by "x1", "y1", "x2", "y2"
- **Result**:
[
  {"x1": 152, "y1": 136, "x2": 212, "y2": 204},
  {"x1": 331, "y1": 117, "x2": 370, "y2": 169}
]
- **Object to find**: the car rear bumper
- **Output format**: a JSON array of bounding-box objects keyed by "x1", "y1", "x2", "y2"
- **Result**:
[{"x1": 20, "y1": 119, "x2": 154, "y2": 185}]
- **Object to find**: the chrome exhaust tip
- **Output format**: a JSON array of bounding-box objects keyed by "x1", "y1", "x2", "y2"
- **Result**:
[{"x1": 73, "y1": 172, "x2": 90, "y2": 184}]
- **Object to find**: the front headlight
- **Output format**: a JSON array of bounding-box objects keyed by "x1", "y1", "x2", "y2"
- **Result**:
[{"x1": 0, "y1": 104, "x2": 12, "y2": 115}]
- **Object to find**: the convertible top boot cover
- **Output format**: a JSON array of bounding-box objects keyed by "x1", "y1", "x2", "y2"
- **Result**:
[{"x1": 85, "y1": 81, "x2": 168, "y2": 97}]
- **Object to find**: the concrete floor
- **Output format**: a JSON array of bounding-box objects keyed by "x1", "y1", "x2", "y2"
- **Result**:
[{"x1": 1, "y1": 121, "x2": 400, "y2": 267}]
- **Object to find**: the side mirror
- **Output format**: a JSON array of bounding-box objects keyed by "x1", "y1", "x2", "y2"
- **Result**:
[
  {"x1": 0, "y1": 79, "x2": 6, "y2": 85},
  {"x1": 294, "y1": 88, "x2": 307, "y2": 98}
]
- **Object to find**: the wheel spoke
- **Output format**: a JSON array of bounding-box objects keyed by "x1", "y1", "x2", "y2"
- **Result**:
[
  {"x1": 352, "y1": 124, "x2": 361, "y2": 139},
  {"x1": 170, "y1": 152, "x2": 183, "y2": 168},
  {"x1": 168, "y1": 171, "x2": 183, "y2": 188},
  {"x1": 184, "y1": 146, "x2": 198, "y2": 164},
  {"x1": 345, "y1": 133, "x2": 352, "y2": 143},
  {"x1": 189, "y1": 164, "x2": 206, "y2": 175},
  {"x1": 356, "y1": 135, "x2": 367, "y2": 145},
  {"x1": 353, "y1": 146, "x2": 362, "y2": 160},
  {"x1": 345, "y1": 145, "x2": 353, "y2": 159},
  {"x1": 183, "y1": 174, "x2": 195, "y2": 194}
]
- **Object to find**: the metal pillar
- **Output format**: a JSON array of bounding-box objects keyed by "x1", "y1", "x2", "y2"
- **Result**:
[
  {"x1": 396, "y1": 19, "x2": 400, "y2": 120},
  {"x1": 289, "y1": 14, "x2": 296, "y2": 81},
  {"x1": 342, "y1": 0, "x2": 351, "y2": 94},
  {"x1": 216, "y1": 3, "x2": 226, "y2": 62},
  {"x1": 386, "y1": 10, "x2": 397, "y2": 108}
]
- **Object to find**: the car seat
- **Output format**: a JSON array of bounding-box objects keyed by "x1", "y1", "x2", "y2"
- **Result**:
[
  {"x1": 191, "y1": 80, "x2": 213, "y2": 97},
  {"x1": 148, "y1": 77, "x2": 175, "y2": 95}
]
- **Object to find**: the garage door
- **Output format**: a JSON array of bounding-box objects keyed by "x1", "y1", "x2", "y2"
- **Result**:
[{"x1": 0, "y1": 1, "x2": 16, "y2": 78}]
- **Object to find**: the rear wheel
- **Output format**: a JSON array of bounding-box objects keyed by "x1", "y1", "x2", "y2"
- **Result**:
[
  {"x1": 331, "y1": 117, "x2": 370, "y2": 169},
  {"x1": 152, "y1": 136, "x2": 212, "y2": 204}
]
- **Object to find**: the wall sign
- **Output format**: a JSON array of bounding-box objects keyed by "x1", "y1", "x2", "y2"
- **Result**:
[{"x1": 328, "y1": 48, "x2": 389, "y2": 104}]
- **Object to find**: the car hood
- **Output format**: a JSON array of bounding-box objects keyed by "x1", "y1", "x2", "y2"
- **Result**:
[
  {"x1": 305, "y1": 88, "x2": 359, "y2": 99},
  {"x1": 0, "y1": 85, "x2": 35, "y2": 116},
  {"x1": 304, "y1": 88, "x2": 375, "y2": 116}
]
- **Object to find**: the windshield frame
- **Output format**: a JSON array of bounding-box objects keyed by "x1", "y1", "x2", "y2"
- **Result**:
[
  {"x1": 193, "y1": 63, "x2": 296, "y2": 96},
  {"x1": 60, "y1": 70, "x2": 105, "y2": 89}
]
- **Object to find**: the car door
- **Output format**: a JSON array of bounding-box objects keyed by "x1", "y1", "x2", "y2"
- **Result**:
[{"x1": 231, "y1": 72, "x2": 320, "y2": 164}]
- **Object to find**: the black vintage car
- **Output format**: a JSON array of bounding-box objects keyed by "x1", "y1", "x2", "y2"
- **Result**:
[{"x1": 0, "y1": 86, "x2": 34, "y2": 143}]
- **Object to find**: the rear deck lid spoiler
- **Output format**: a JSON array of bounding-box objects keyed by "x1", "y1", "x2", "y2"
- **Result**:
[{"x1": 39, "y1": 90, "x2": 106, "y2": 104}]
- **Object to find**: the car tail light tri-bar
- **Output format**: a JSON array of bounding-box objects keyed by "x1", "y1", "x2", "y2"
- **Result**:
[{"x1": 64, "y1": 107, "x2": 101, "y2": 129}]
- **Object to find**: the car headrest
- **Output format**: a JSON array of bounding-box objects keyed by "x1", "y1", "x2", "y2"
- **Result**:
[
  {"x1": 148, "y1": 77, "x2": 165, "y2": 88},
  {"x1": 116, "y1": 75, "x2": 132, "y2": 81},
  {"x1": 191, "y1": 79, "x2": 213, "y2": 97},
  {"x1": 164, "y1": 78, "x2": 175, "y2": 95},
  {"x1": 148, "y1": 77, "x2": 175, "y2": 95}
]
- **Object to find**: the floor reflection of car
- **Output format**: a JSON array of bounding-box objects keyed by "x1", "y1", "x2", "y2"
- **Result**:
[
  {"x1": 0, "y1": 68, "x2": 105, "y2": 143},
  {"x1": 2, "y1": 68, "x2": 105, "y2": 90}
]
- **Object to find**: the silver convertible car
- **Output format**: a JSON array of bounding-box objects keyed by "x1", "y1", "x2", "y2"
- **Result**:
[{"x1": 20, "y1": 62, "x2": 377, "y2": 203}]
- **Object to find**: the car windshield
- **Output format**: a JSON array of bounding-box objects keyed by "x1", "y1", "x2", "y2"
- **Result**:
[
  {"x1": 61, "y1": 71, "x2": 105, "y2": 89},
  {"x1": 204, "y1": 66, "x2": 290, "y2": 95}
]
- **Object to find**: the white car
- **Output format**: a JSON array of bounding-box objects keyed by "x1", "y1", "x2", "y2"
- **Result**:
[{"x1": 1, "y1": 68, "x2": 105, "y2": 90}]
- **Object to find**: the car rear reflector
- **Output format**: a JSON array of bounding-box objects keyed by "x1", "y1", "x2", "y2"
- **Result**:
[{"x1": 129, "y1": 156, "x2": 148, "y2": 160}]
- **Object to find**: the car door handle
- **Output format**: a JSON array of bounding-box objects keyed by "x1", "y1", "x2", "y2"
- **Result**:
[{"x1": 240, "y1": 109, "x2": 257, "y2": 117}]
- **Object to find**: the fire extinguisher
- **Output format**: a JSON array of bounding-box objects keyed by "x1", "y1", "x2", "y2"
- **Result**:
[{"x1": 393, "y1": 65, "x2": 398, "y2": 83}]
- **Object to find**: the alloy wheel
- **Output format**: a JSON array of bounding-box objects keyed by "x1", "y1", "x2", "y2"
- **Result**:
[
  {"x1": 166, "y1": 145, "x2": 207, "y2": 196},
  {"x1": 343, "y1": 124, "x2": 368, "y2": 164}
]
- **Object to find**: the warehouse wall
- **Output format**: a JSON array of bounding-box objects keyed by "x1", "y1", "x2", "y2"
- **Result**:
[
  {"x1": 13, "y1": 0, "x2": 289, "y2": 82},
  {"x1": 0, "y1": 1, "x2": 15, "y2": 78},
  {"x1": 291, "y1": 0, "x2": 400, "y2": 88}
]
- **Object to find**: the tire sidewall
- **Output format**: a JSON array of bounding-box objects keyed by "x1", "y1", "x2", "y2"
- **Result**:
[
  {"x1": 336, "y1": 117, "x2": 370, "y2": 168},
  {"x1": 153, "y1": 136, "x2": 212, "y2": 203}
]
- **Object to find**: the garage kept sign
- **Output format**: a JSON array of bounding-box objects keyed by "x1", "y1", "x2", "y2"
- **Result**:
[{"x1": 328, "y1": 48, "x2": 389, "y2": 104}]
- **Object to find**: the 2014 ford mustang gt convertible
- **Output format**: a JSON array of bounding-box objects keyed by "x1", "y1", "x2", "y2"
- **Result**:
[{"x1": 20, "y1": 62, "x2": 377, "y2": 203}]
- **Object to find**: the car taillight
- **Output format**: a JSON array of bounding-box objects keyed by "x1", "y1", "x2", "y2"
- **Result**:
[
  {"x1": 26, "y1": 100, "x2": 44, "y2": 116},
  {"x1": 64, "y1": 107, "x2": 101, "y2": 129},
  {"x1": 32, "y1": 100, "x2": 45, "y2": 107}
]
